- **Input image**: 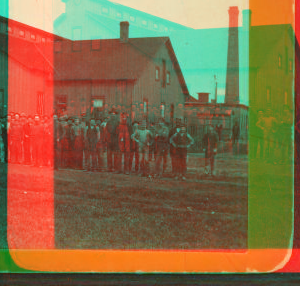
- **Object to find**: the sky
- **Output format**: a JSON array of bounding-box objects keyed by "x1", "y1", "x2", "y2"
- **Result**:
[{"x1": 5, "y1": 0, "x2": 248, "y2": 32}]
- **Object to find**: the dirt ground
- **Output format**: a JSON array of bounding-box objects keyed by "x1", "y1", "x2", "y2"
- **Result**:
[
  {"x1": 1, "y1": 152, "x2": 248, "y2": 250},
  {"x1": 54, "y1": 153, "x2": 248, "y2": 249}
]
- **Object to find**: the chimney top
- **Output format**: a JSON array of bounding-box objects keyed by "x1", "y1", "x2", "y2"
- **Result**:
[
  {"x1": 242, "y1": 9, "x2": 252, "y2": 30},
  {"x1": 120, "y1": 21, "x2": 129, "y2": 43},
  {"x1": 228, "y1": 6, "x2": 239, "y2": 28}
]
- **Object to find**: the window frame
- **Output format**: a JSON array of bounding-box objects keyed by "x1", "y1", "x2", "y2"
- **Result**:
[
  {"x1": 278, "y1": 54, "x2": 282, "y2": 69},
  {"x1": 155, "y1": 66, "x2": 160, "y2": 81},
  {"x1": 19, "y1": 30, "x2": 25, "y2": 38},
  {"x1": 166, "y1": 71, "x2": 171, "y2": 85},
  {"x1": 91, "y1": 39, "x2": 101, "y2": 51},
  {"x1": 54, "y1": 40, "x2": 62, "y2": 53}
]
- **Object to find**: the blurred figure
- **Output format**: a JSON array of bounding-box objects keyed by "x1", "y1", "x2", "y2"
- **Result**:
[
  {"x1": 60, "y1": 115, "x2": 71, "y2": 168},
  {"x1": 7, "y1": 114, "x2": 11, "y2": 163},
  {"x1": 43, "y1": 115, "x2": 52, "y2": 167},
  {"x1": 53, "y1": 114, "x2": 60, "y2": 169},
  {"x1": 232, "y1": 121, "x2": 240, "y2": 145},
  {"x1": 71, "y1": 117, "x2": 85, "y2": 169},
  {"x1": 23, "y1": 116, "x2": 34, "y2": 165},
  {"x1": 0, "y1": 119, "x2": 4, "y2": 163},
  {"x1": 106, "y1": 109, "x2": 120, "y2": 172},
  {"x1": 148, "y1": 122, "x2": 156, "y2": 161},
  {"x1": 202, "y1": 125, "x2": 218, "y2": 176},
  {"x1": 278, "y1": 105, "x2": 293, "y2": 164},
  {"x1": 117, "y1": 112, "x2": 131, "y2": 174},
  {"x1": 169, "y1": 120, "x2": 181, "y2": 177},
  {"x1": 154, "y1": 118, "x2": 169, "y2": 177},
  {"x1": 216, "y1": 124, "x2": 223, "y2": 141},
  {"x1": 1, "y1": 117, "x2": 8, "y2": 163},
  {"x1": 256, "y1": 108, "x2": 278, "y2": 163},
  {"x1": 32, "y1": 114, "x2": 44, "y2": 167},
  {"x1": 129, "y1": 121, "x2": 139, "y2": 173},
  {"x1": 132, "y1": 119, "x2": 153, "y2": 177},
  {"x1": 252, "y1": 110, "x2": 264, "y2": 159},
  {"x1": 86, "y1": 118, "x2": 100, "y2": 171},
  {"x1": 20, "y1": 113, "x2": 27, "y2": 163},
  {"x1": 170, "y1": 124, "x2": 194, "y2": 180},
  {"x1": 10, "y1": 113, "x2": 23, "y2": 164},
  {"x1": 96, "y1": 119, "x2": 104, "y2": 171}
]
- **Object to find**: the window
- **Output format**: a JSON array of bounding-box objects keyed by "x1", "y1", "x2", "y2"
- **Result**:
[
  {"x1": 7, "y1": 26, "x2": 12, "y2": 33},
  {"x1": 93, "y1": 99, "x2": 103, "y2": 108},
  {"x1": 285, "y1": 91, "x2": 288, "y2": 105},
  {"x1": 285, "y1": 47, "x2": 288, "y2": 74},
  {"x1": 42, "y1": 37, "x2": 45, "y2": 43},
  {"x1": 278, "y1": 54, "x2": 282, "y2": 68},
  {"x1": 19, "y1": 30, "x2": 25, "y2": 37},
  {"x1": 37, "y1": 92, "x2": 44, "y2": 115},
  {"x1": 54, "y1": 41, "x2": 62, "y2": 52},
  {"x1": 91, "y1": 39, "x2": 101, "y2": 50},
  {"x1": 72, "y1": 27, "x2": 82, "y2": 51},
  {"x1": 31, "y1": 34, "x2": 36, "y2": 40},
  {"x1": 142, "y1": 20, "x2": 147, "y2": 26},
  {"x1": 116, "y1": 12, "x2": 122, "y2": 18},
  {"x1": 155, "y1": 66, "x2": 160, "y2": 81},
  {"x1": 161, "y1": 103, "x2": 165, "y2": 118},
  {"x1": 166, "y1": 71, "x2": 170, "y2": 85},
  {"x1": 165, "y1": 27, "x2": 168, "y2": 32},
  {"x1": 289, "y1": 59, "x2": 293, "y2": 72},
  {"x1": 162, "y1": 59, "x2": 166, "y2": 88},
  {"x1": 267, "y1": 87, "x2": 271, "y2": 103},
  {"x1": 102, "y1": 7, "x2": 108, "y2": 14},
  {"x1": 154, "y1": 23, "x2": 158, "y2": 29},
  {"x1": 130, "y1": 16, "x2": 135, "y2": 22},
  {"x1": 143, "y1": 100, "x2": 148, "y2": 114}
]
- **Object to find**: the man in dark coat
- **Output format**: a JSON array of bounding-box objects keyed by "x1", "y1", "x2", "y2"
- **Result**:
[
  {"x1": 71, "y1": 117, "x2": 85, "y2": 169},
  {"x1": 170, "y1": 124, "x2": 194, "y2": 180},
  {"x1": 32, "y1": 114, "x2": 44, "y2": 167},
  {"x1": 1, "y1": 117, "x2": 8, "y2": 163},
  {"x1": 86, "y1": 118, "x2": 100, "y2": 171},
  {"x1": 106, "y1": 109, "x2": 120, "y2": 172},
  {"x1": 154, "y1": 118, "x2": 169, "y2": 176},
  {"x1": 23, "y1": 116, "x2": 34, "y2": 165},
  {"x1": 202, "y1": 125, "x2": 219, "y2": 176},
  {"x1": 129, "y1": 121, "x2": 139, "y2": 173},
  {"x1": 117, "y1": 112, "x2": 131, "y2": 174},
  {"x1": 10, "y1": 113, "x2": 23, "y2": 164}
]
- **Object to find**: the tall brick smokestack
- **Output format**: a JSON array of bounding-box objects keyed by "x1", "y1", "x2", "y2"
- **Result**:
[
  {"x1": 225, "y1": 6, "x2": 240, "y2": 104},
  {"x1": 120, "y1": 21, "x2": 129, "y2": 43}
]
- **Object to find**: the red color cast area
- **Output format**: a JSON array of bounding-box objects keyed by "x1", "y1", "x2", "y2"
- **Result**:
[{"x1": 7, "y1": 18, "x2": 55, "y2": 250}]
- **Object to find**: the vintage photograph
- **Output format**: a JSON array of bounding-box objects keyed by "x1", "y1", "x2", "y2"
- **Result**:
[{"x1": 0, "y1": 0, "x2": 294, "y2": 253}]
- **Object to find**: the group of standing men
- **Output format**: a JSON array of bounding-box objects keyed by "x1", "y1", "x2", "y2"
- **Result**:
[
  {"x1": 53, "y1": 109, "x2": 199, "y2": 180},
  {"x1": 0, "y1": 108, "x2": 224, "y2": 178},
  {"x1": 0, "y1": 113, "x2": 52, "y2": 166}
]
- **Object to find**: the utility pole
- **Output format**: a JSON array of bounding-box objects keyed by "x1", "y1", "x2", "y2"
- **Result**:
[{"x1": 214, "y1": 74, "x2": 218, "y2": 103}]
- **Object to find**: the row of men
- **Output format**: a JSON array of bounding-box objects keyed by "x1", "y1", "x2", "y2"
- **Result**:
[
  {"x1": 252, "y1": 107, "x2": 293, "y2": 163},
  {"x1": 0, "y1": 111, "x2": 220, "y2": 178}
]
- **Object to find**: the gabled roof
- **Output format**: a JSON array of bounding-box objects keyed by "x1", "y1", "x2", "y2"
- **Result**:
[
  {"x1": 54, "y1": 36, "x2": 190, "y2": 96},
  {"x1": 4, "y1": 36, "x2": 54, "y2": 73},
  {"x1": 249, "y1": 24, "x2": 295, "y2": 68}
]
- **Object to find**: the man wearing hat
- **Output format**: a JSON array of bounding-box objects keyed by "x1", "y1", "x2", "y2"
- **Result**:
[
  {"x1": 23, "y1": 115, "x2": 34, "y2": 165},
  {"x1": 132, "y1": 119, "x2": 153, "y2": 176},
  {"x1": 71, "y1": 117, "x2": 85, "y2": 169},
  {"x1": 170, "y1": 123, "x2": 194, "y2": 180},
  {"x1": 129, "y1": 121, "x2": 139, "y2": 173},
  {"x1": 32, "y1": 114, "x2": 44, "y2": 167},
  {"x1": 154, "y1": 118, "x2": 169, "y2": 177},
  {"x1": 106, "y1": 109, "x2": 120, "y2": 172},
  {"x1": 202, "y1": 125, "x2": 218, "y2": 176},
  {"x1": 10, "y1": 113, "x2": 23, "y2": 164},
  {"x1": 117, "y1": 112, "x2": 131, "y2": 174}
]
